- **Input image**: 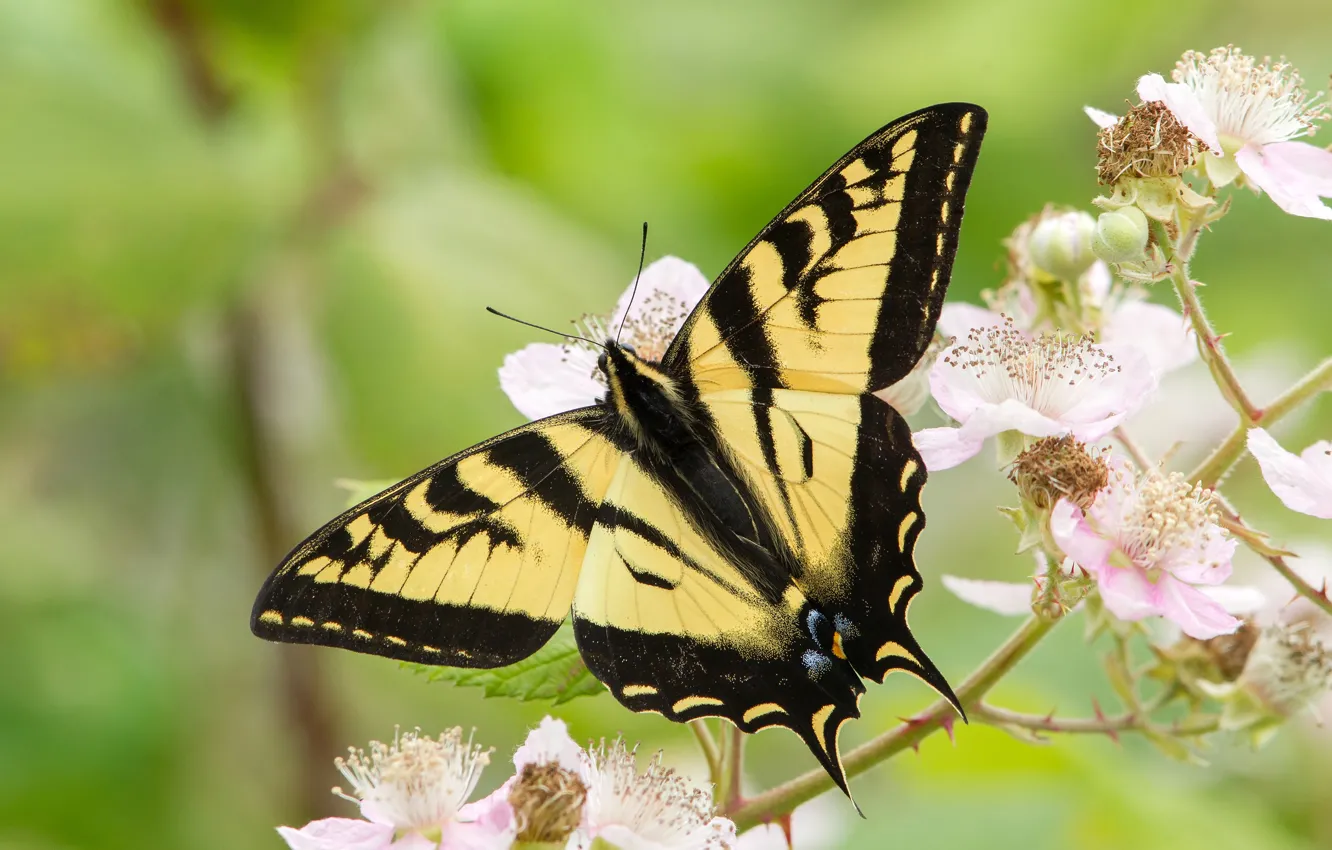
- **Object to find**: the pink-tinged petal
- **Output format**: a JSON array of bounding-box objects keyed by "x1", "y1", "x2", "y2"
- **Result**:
[
  {"x1": 1057, "y1": 344, "x2": 1158, "y2": 429},
  {"x1": 610, "y1": 256, "x2": 710, "y2": 331},
  {"x1": 1095, "y1": 564, "x2": 1161, "y2": 622},
  {"x1": 1155, "y1": 575, "x2": 1241, "y2": 639},
  {"x1": 1080, "y1": 260, "x2": 1112, "y2": 307},
  {"x1": 512, "y1": 716, "x2": 584, "y2": 773},
  {"x1": 926, "y1": 348, "x2": 989, "y2": 422},
  {"x1": 277, "y1": 819, "x2": 395, "y2": 850},
  {"x1": 957, "y1": 399, "x2": 1070, "y2": 441},
  {"x1": 1248, "y1": 428, "x2": 1332, "y2": 518},
  {"x1": 499, "y1": 342, "x2": 603, "y2": 420},
  {"x1": 1103, "y1": 300, "x2": 1197, "y2": 375},
  {"x1": 1085, "y1": 106, "x2": 1120, "y2": 130},
  {"x1": 1136, "y1": 74, "x2": 1222, "y2": 152},
  {"x1": 1251, "y1": 141, "x2": 1332, "y2": 196},
  {"x1": 937, "y1": 302, "x2": 1006, "y2": 339},
  {"x1": 1235, "y1": 145, "x2": 1332, "y2": 220},
  {"x1": 1165, "y1": 524, "x2": 1236, "y2": 585},
  {"x1": 438, "y1": 819, "x2": 515, "y2": 850},
  {"x1": 390, "y1": 834, "x2": 439, "y2": 850},
  {"x1": 1050, "y1": 498, "x2": 1115, "y2": 575},
  {"x1": 911, "y1": 426, "x2": 984, "y2": 471},
  {"x1": 1199, "y1": 584, "x2": 1268, "y2": 615},
  {"x1": 941, "y1": 575, "x2": 1034, "y2": 616}
]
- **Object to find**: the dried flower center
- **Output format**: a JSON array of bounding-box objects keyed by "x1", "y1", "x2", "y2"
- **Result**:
[
  {"x1": 1009, "y1": 436, "x2": 1110, "y2": 511},
  {"x1": 333, "y1": 728, "x2": 491, "y2": 832},
  {"x1": 1116, "y1": 469, "x2": 1220, "y2": 568},
  {"x1": 583, "y1": 740, "x2": 720, "y2": 847},
  {"x1": 1201, "y1": 619, "x2": 1261, "y2": 681},
  {"x1": 1240, "y1": 623, "x2": 1332, "y2": 715},
  {"x1": 1173, "y1": 45, "x2": 1329, "y2": 146},
  {"x1": 1096, "y1": 101, "x2": 1200, "y2": 183},
  {"x1": 941, "y1": 316, "x2": 1122, "y2": 413},
  {"x1": 508, "y1": 762, "x2": 587, "y2": 843}
]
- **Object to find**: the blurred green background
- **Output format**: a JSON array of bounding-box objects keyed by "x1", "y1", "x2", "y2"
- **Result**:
[{"x1": 3, "y1": 2, "x2": 1331, "y2": 849}]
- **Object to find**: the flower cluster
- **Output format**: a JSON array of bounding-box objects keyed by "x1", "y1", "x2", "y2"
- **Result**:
[{"x1": 279, "y1": 718, "x2": 735, "y2": 850}]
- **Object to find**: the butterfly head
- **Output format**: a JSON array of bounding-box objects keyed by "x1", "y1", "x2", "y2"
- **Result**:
[{"x1": 597, "y1": 341, "x2": 685, "y2": 440}]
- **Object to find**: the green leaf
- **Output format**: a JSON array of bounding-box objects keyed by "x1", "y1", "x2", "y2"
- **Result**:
[{"x1": 406, "y1": 625, "x2": 605, "y2": 704}]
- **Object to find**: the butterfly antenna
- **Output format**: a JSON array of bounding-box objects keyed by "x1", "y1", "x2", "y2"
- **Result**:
[
  {"x1": 616, "y1": 221, "x2": 649, "y2": 344},
  {"x1": 485, "y1": 307, "x2": 605, "y2": 349}
]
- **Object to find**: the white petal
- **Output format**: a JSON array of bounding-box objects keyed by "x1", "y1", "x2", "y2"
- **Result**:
[
  {"x1": 1235, "y1": 143, "x2": 1332, "y2": 221},
  {"x1": 1248, "y1": 428, "x2": 1332, "y2": 518},
  {"x1": 941, "y1": 575, "x2": 1034, "y2": 616},
  {"x1": 498, "y1": 342, "x2": 603, "y2": 421},
  {"x1": 1199, "y1": 584, "x2": 1268, "y2": 615},
  {"x1": 1136, "y1": 74, "x2": 1222, "y2": 153},
  {"x1": 513, "y1": 716, "x2": 584, "y2": 773},
  {"x1": 611, "y1": 255, "x2": 711, "y2": 331},
  {"x1": 1084, "y1": 106, "x2": 1120, "y2": 130},
  {"x1": 1056, "y1": 343, "x2": 1158, "y2": 429},
  {"x1": 911, "y1": 426, "x2": 984, "y2": 471},
  {"x1": 1103, "y1": 300, "x2": 1197, "y2": 375},
  {"x1": 957, "y1": 398, "x2": 1070, "y2": 441},
  {"x1": 937, "y1": 302, "x2": 1006, "y2": 339},
  {"x1": 277, "y1": 819, "x2": 395, "y2": 850},
  {"x1": 1080, "y1": 260, "x2": 1112, "y2": 307}
]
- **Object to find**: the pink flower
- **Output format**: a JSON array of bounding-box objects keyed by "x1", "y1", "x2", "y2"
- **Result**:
[
  {"x1": 498, "y1": 256, "x2": 710, "y2": 420},
  {"x1": 914, "y1": 318, "x2": 1157, "y2": 470},
  {"x1": 277, "y1": 729, "x2": 512, "y2": 850},
  {"x1": 1248, "y1": 427, "x2": 1332, "y2": 519},
  {"x1": 1050, "y1": 462, "x2": 1240, "y2": 639},
  {"x1": 1089, "y1": 47, "x2": 1332, "y2": 219}
]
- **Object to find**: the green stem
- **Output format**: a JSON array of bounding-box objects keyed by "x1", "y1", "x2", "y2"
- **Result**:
[
  {"x1": 690, "y1": 720, "x2": 722, "y2": 793},
  {"x1": 973, "y1": 700, "x2": 1214, "y2": 737},
  {"x1": 1189, "y1": 357, "x2": 1332, "y2": 488},
  {"x1": 727, "y1": 615, "x2": 1056, "y2": 831}
]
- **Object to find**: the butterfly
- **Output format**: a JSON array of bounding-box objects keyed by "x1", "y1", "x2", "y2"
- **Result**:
[{"x1": 252, "y1": 103, "x2": 987, "y2": 798}]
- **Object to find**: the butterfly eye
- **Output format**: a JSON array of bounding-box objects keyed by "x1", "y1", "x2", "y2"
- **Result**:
[{"x1": 597, "y1": 351, "x2": 609, "y2": 374}]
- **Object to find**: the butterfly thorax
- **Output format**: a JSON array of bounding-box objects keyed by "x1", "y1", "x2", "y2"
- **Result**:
[{"x1": 597, "y1": 342, "x2": 691, "y2": 447}]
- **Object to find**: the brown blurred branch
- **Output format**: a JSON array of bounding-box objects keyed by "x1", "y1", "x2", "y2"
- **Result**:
[{"x1": 145, "y1": 0, "x2": 233, "y2": 123}]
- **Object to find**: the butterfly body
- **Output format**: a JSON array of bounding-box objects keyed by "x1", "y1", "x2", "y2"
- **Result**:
[{"x1": 253, "y1": 104, "x2": 988, "y2": 797}]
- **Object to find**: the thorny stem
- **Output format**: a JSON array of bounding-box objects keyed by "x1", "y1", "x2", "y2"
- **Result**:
[
  {"x1": 1190, "y1": 357, "x2": 1332, "y2": 488},
  {"x1": 1213, "y1": 496, "x2": 1332, "y2": 618},
  {"x1": 1158, "y1": 219, "x2": 1260, "y2": 423},
  {"x1": 727, "y1": 615, "x2": 1056, "y2": 831},
  {"x1": 691, "y1": 721, "x2": 722, "y2": 793},
  {"x1": 973, "y1": 702, "x2": 1219, "y2": 738}
]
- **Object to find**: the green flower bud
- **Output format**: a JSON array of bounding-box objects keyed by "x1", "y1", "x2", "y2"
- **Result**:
[
  {"x1": 1091, "y1": 206, "x2": 1149, "y2": 264},
  {"x1": 1029, "y1": 211, "x2": 1097, "y2": 281}
]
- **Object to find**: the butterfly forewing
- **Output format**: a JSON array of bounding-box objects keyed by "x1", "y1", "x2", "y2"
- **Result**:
[
  {"x1": 252, "y1": 409, "x2": 620, "y2": 667},
  {"x1": 664, "y1": 103, "x2": 985, "y2": 395}
]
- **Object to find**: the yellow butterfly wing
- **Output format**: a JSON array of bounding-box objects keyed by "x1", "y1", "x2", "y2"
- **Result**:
[{"x1": 252, "y1": 409, "x2": 621, "y2": 667}]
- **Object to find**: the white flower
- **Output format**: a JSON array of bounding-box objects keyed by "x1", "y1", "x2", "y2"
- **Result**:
[
  {"x1": 499, "y1": 256, "x2": 710, "y2": 420},
  {"x1": 942, "y1": 573, "x2": 1040, "y2": 616},
  {"x1": 1090, "y1": 47, "x2": 1332, "y2": 219},
  {"x1": 1247, "y1": 427, "x2": 1332, "y2": 519},
  {"x1": 1051, "y1": 461, "x2": 1240, "y2": 639},
  {"x1": 914, "y1": 318, "x2": 1158, "y2": 470},
  {"x1": 278, "y1": 728, "x2": 511, "y2": 850},
  {"x1": 582, "y1": 740, "x2": 735, "y2": 850}
]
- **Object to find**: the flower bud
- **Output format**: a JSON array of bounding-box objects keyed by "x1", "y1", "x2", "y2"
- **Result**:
[
  {"x1": 1029, "y1": 211, "x2": 1097, "y2": 281},
  {"x1": 1091, "y1": 206, "x2": 1149, "y2": 264}
]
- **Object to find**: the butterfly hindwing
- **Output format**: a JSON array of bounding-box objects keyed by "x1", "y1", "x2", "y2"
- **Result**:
[
  {"x1": 664, "y1": 103, "x2": 986, "y2": 395},
  {"x1": 570, "y1": 450, "x2": 865, "y2": 794},
  {"x1": 252, "y1": 409, "x2": 620, "y2": 667}
]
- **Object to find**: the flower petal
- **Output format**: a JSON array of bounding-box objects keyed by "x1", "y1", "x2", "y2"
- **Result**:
[
  {"x1": 1085, "y1": 106, "x2": 1120, "y2": 130},
  {"x1": 911, "y1": 426, "x2": 984, "y2": 471},
  {"x1": 1136, "y1": 74, "x2": 1222, "y2": 152},
  {"x1": 610, "y1": 255, "x2": 711, "y2": 331},
  {"x1": 941, "y1": 575, "x2": 1034, "y2": 616},
  {"x1": 1155, "y1": 575, "x2": 1241, "y2": 639},
  {"x1": 513, "y1": 715, "x2": 584, "y2": 773},
  {"x1": 937, "y1": 302, "x2": 1006, "y2": 339},
  {"x1": 1235, "y1": 144, "x2": 1332, "y2": 220},
  {"x1": 1163, "y1": 523, "x2": 1236, "y2": 586},
  {"x1": 1056, "y1": 344, "x2": 1158, "y2": 432},
  {"x1": 1259, "y1": 141, "x2": 1332, "y2": 196},
  {"x1": 499, "y1": 342, "x2": 603, "y2": 420},
  {"x1": 1103, "y1": 300, "x2": 1197, "y2": 375},
  {"x1": 957, "y1": 398, "x2": 1071, "y2": 441},
  {"x1": 1096, "y1": 564, "x2": 1161, "y2": 622},
  {"x1": 1248, "y1": 428, "x2": 1332, "y2": 519},
  {"x1": 1050, "y1": 498, "x2": 1115, "y2": 575},
  {"x1": 277, "y1": 819, "x2": 395, "y2": 850},
  {"x1": 1199, "y1": 584, "x2": 1268, "y2": 615}
]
